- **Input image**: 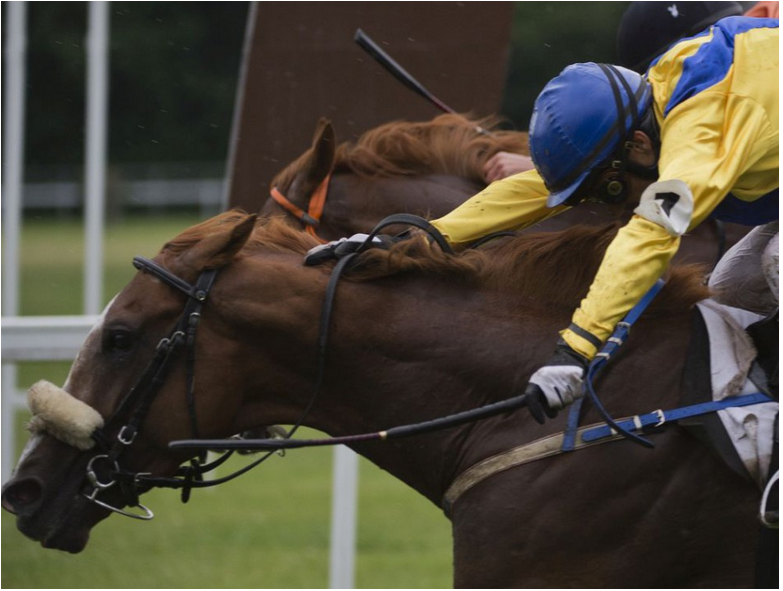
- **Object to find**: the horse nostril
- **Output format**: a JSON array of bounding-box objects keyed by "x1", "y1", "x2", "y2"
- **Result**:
[{"x1": 1, "y1": 478, "x2": 43, "y2": 515}]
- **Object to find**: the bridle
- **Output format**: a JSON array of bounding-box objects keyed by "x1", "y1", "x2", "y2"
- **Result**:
[
  {"x1": 81, "y1": 256, "x2": 291, "y2": 520},
  {"x1": 81, "y1": 256, "x2": 218, "y2": 518},
  {"x1": 269, "y1": 173, "x2": 331, "y2": 244}
]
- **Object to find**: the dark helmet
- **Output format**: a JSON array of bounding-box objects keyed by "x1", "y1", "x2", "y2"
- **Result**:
[{"x1": 617, "y1": 1, "x2": 744, "y2": 73}]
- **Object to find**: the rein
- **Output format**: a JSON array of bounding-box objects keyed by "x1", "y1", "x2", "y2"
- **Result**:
[{"x1": 270, "y1": 173, "x2": 331, "y2": 244}]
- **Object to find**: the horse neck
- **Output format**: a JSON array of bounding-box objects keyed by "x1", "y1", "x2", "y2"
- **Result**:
[{"x1": 217, "y1": 253, "x2": 697, "y2": 507}]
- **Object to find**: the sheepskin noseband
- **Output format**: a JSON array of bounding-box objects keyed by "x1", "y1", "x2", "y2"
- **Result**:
[{"x1": 27, "y1": 380, "x2": 104, "y2": 451}]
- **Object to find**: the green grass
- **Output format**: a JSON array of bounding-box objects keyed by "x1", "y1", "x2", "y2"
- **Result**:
[{"x1": 2, "y1": 213, "x2": 453, "y2": 589}]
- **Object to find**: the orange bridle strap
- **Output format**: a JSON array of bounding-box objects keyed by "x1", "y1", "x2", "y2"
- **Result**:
[{"x1": 269, "y1": 173, "x2": 331, "y2": 243}]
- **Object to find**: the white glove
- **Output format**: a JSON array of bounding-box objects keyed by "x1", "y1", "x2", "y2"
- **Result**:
[
  {"x1": 528, "y1": 364, "x2": 585, "y2": 409},
  {"x1": 523, "y1": 344, "x2": 589, "y2": 423}
]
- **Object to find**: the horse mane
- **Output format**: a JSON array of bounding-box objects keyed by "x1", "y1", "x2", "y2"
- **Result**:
[
  {"x1": 350, "y1": 224, "x2": 710, "y2": 314},
  {"x1": 254, "y1": 216, "x2": 709, "y2": 314},
  {"x1": 271, "y1": 114, "x2": 530, "y2": 190},
  {"x1": 164, "y1": 213, "x2": 709, "y2": 316}
]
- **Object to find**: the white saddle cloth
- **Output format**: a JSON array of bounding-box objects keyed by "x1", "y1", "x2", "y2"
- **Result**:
[{"x1": 696, "y1": 300, "x2": 777, "y2": 488}]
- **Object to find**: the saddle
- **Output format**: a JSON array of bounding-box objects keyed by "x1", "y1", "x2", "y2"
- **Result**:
[
  {"x1": 680, "y1": 300, "x2": 778, "y2": 587},
  {"x1": 680, "y1": 300, "x2": 778, "y2": 488},
  {"x1": 746, "y1": 309, "x2": 779, "y2": 397}
]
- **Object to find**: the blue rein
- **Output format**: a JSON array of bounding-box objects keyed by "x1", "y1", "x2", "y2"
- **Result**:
[
  {"x1": 565, "y1": 279, "x2": 665, "y2": 449},
  {"x1": 564, "y1": 279, "x2": 773, "y2": 450}
]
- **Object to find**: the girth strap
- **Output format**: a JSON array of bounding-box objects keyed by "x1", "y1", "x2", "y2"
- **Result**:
[{"x1": 443, "y1": 391, "x2": 773, "y2": 515}]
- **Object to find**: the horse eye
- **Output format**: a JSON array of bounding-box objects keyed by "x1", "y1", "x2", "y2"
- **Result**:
[{"x1": 106, "y1": 330, "x2": 135, "y2": 353}]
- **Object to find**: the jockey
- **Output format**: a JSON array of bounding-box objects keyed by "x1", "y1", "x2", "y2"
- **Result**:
[
  {"x1": 428, "y1": 16, "x2": 779, "y2": 418},
  {"x1": 484, "y1": 2, "x2": 775, "y2": 182}
]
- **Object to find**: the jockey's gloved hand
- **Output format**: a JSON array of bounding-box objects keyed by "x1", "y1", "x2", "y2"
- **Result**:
[
  {"x1": 523, "y1": 342, "x2": 590, "y2": 424},
  {"x1": 304, "y1": 233, "x2": 391, "y2": 266}
]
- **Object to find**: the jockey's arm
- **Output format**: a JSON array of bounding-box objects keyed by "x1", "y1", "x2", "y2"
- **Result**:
[
  {"x1": 561, "y1": 85, "x2": 776, "y2": 359},
  {"x1": 430, "y1": 169, "x2": 568, "y2": 249}
]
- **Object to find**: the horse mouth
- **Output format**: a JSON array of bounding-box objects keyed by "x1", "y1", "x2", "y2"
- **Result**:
[
  {"x1": 40, "y1": 528, "x2": 91, "y2": 553},
  {"x1": 6, "y1": 484, "x2": 105, "y2": 554},
  {"x1": 11, "y1": 509, "x2": 91, "y2": 553}
]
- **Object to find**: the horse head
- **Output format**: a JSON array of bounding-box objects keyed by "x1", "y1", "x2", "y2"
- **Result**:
[
  {"x1": 263, "y1": 114, "x2": 749, "y2": 266},
  {"x1": 262, "y1": 115, "x2": 526, "y2": 241},
  {"x1": 1, "y1": 213, "x2": 258, "y2": 552}
]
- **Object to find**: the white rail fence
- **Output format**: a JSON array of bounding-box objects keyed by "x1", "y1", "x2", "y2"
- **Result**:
[{"x1": 2, "y1": 317, "x2": 99, "y2": 483}]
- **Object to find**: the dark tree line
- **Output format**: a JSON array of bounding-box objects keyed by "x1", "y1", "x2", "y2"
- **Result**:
[
  {"x1": 4, "y1": 2, "x2": 248, "y2": 177},
  {"x1": 5, "y1": 2, "x2": 634, "y2": 178}
]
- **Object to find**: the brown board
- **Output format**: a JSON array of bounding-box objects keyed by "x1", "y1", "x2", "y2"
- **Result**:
[{"x1": 226, "y1": 1, "x2": 514, "y2": 212}]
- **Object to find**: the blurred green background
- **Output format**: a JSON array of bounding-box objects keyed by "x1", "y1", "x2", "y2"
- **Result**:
[{"x1": 6, "y1": 2, "x2": 633, "y2": 182}]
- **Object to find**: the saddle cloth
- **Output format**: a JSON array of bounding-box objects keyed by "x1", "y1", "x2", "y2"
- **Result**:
[{"x1": 696, "y1": 299, "x2": 778, "y2": 488}]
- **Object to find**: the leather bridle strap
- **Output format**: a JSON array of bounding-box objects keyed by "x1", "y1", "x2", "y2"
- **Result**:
[
  {"x1": 270, "y1": 173, "x2": 332, "y2": 243},
  {"x1": 84, "y1": 258, "x2": 219, "y2": 516},
  {"x1": 95, "y1": 259, "x2": 217, "y2": 451},
  {"x1": 90, "y1": 257, "x2": 296, "y2": 508},
  {"x1": 131, "y1": 256, "x2": 209, "y2": 302}
]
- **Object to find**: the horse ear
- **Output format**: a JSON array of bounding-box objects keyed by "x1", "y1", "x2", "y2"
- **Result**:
[
  {"x1": 287, "y1": 118, "x2": 335, "y2": 204},
  {"x1": 309, "y1": 118, "x2": 336, "y2": 181},
  {"x1": 182, "y1": 213, "x2": 257, "y2": 271}
]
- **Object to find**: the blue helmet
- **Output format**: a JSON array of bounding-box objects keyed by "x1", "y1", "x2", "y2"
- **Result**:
[{"x1": 529, "y1": 63, "x2": 654, "y2": 207}]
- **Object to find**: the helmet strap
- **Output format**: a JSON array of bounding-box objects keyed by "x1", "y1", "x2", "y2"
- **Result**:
[
  {"x1": 621, "y1": 107, "x2": 660, "y2": 182},
  {"x1": 596, "y1": 98, "x2": 660, "y2": 204}
]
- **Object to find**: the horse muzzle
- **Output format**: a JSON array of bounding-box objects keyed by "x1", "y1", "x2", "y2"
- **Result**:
[
  {"x1": 4, "y1": 379, "x2": 103, "y2": 522},
  {"x1": 2, "y1": 435, "x2": 106, "y2": 554}
]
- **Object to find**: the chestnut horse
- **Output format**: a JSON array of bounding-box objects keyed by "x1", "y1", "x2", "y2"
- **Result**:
[
  {"x1": 262, "y1": 114, "x2": 528, "y2": 241},
  {"x1": 263, "y1": 114, "x2": 745, "y2": 267},
  {"x1": 2, "y1": 212, "x2": 761, "y2": 587}
]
